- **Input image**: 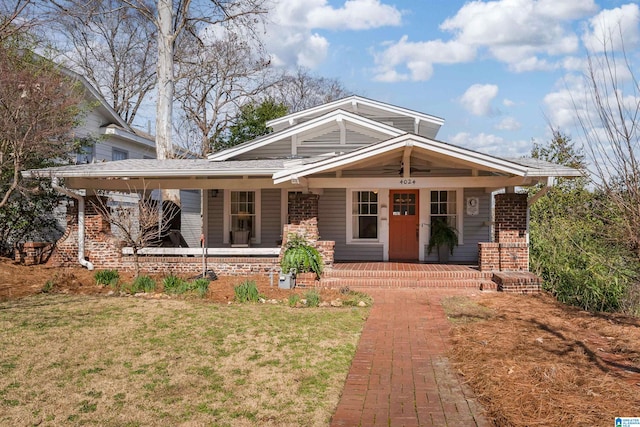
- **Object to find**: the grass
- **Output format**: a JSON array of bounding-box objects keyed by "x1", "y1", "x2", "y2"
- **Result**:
[{"x1": 0, "y1": 294, "x2": 368, "y2": 426}]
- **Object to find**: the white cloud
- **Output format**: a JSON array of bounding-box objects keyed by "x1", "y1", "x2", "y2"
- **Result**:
[
  {"x1": 459, "y1": 84, "x2": 499, "y2": 116},
  {"x1": 307, "y1": 0, "x2": 402, "y2": 30},
  {"x1": 496, "y1": 117, "x2": 522, "y2": 131},
  {"x1": 264, "y1": 0, "x2": 403, "y2": 69},
  {"x1": 373, "y1": 0, "x2": 599, "y2": 81},
  {"x1": 582, "y1": 4, "x2": 640, "y2": 53},
  {"x1": 373, "y1": 36, "x2": 476, "y2": 82},
  {"x1": 503, "y1": 98, "x2": 516, "y2": 107},
  {"x1": 449, "y1": 131, "x2": 531, "y2": 157}
]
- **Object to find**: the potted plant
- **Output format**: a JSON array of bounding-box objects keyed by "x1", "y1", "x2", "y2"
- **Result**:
[
  {"x1": 280, "y1": 234, "x2": 324, "y2": 280},
  {"x1": 427, "y1": 219, "x2": 458, "y2": 263}
]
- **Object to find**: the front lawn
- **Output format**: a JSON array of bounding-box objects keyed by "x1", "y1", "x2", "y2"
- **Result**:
[{"x1": 0, "y1": 294, "x2": 368, "y2": 426}]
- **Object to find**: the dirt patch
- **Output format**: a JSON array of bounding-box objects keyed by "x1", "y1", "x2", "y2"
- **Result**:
[
  {"x1": 0, "y1": 257, "x2": 345, "y2": 303},
  {"x1": 446, "y1": 292, "x2": 640, "y2": 426}
]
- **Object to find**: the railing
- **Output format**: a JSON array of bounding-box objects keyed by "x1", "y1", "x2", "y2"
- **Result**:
[{"x1": 121, "y1": 247, "x2": 281, "y2": 257}]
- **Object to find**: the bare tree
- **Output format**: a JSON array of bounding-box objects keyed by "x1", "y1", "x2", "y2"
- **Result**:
[
  {"x1": 92, "y1": 189, "x2": 178, "y2": 276},
  {"x1": 268, "y1": 67, "x2": 351, "y2": 113},
  {"x1": 53, "y1": 0, "x2": 156, "y2": 125},
  {"x1": 52, "y1": 0, "x2": 267, "y2": 156},
  {"x1": 0, "y1": 0, "x2": 40, "y2": 42},
  {"x1": 575, "y1": 30, "x2": 640, "y2": 256},
  {"x1": 175, "y1": 29, "x2": 273, "y2": 156},
  {"x1": 0, "y1": 41, "x2": 85, "y2": 209}
]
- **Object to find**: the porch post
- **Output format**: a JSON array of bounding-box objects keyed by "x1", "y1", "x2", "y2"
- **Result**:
[{"x1": 493, "y1": 193, "x2": 529, "y2": 271}]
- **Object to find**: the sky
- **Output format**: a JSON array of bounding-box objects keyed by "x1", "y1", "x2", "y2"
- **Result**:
[{"x1": 252, "y1": 0, "x2": 640, "y2": 158}]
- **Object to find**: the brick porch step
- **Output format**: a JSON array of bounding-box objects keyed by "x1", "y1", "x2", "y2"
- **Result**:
[
  {"x1": 323, "y1": 268, "x2": 492, "y2": 280},
  {"x1": 320, "y1": 276, "x2": 497, "y2": 290}
]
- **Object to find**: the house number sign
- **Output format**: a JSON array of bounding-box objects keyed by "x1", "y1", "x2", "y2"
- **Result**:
[{"x1": 399, "y1": 179, "x2": 416, "y2": 185}]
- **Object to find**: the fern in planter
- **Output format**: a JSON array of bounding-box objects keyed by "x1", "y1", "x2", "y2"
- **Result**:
[
  {"x1": 427, "y1": 219, "x2": 458, "y2": 258},
  {"x1": 281, "y1": 234, "x2": 324, "y2": 280}
]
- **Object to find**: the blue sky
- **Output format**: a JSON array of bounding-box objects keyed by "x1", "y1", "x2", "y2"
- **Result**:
[{"x1": 257, "y1": 0, "x2": 640, "y2": 158}]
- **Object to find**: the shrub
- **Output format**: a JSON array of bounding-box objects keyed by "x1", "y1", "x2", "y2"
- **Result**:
[
  {"x1": 304, "y1": 289, "x2": 320, "y2": 307},
  {"x1": 288, "y1": 294, "x2": 300, "y2": 307},
  {"x1": 281, "y1": 234, "x2": 323, "y2": 279},
  {"x1": 234, "y1": 280, "x2": 260, "y2": 303},
  {"x1": 131, "y1": 275, "x2": 156, "y2": 293},
  {"x1": 191, "y1": 278, "x2": 210, "y2": 298},
  {"x1": 41, "y1": 280, "x2": 54, "y2": 293},
  {"x1": 162, "y1": 274, "x2": 187, "y2": 294},
  {"x1": 94, "y1": 269, "x2": 119, "y2": 287}
]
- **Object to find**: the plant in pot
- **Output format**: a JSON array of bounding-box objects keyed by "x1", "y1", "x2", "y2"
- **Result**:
[
  {"x1": 281, "y1": 234, "x2": 324, "y2": 280},
  {"x1": 427, "y1": 219, "x2": 458, "y2": 263}
]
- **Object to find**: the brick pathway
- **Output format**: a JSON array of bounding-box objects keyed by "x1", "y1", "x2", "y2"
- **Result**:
[{"x1": 331, "y1": 289, "x2": 489, "y2": 427}]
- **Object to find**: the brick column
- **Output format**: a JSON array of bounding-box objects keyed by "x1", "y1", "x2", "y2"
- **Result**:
[
  {"x1": 494, "y1": 193, "x2": 528, "y2": 243},
  {"x1": 493, "y1": 193, "x2": 529, "y2": 271},
  {"x1": 280, "y1": 193, "x2": 334, "y2": 271},
  {"x1": 49, "y1": 196, "x2": 122, "y2": 269}
]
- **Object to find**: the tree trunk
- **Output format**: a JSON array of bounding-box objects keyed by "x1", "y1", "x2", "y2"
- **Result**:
[
  {"x1": 156, "y1": 0, "x2": 174, "y2": 161},
  {"x1": 156, "y1": 0, "x2": 180, "y2": 206}
]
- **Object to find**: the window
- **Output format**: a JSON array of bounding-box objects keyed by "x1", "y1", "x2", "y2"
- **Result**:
[
  {"x1": 352, "y1": 191, "x2": 378, "y2": 239},
  {"x1": 75, "y1": 144, "x2": 95, "y2": 164},
  {"x1": 430, "y1": 190, "x2": 457, "y2": 229},
  {"x1": 230, "y1": 191, "x2": 256, "y2": 242},
  {"x1": 112, "y1": 149, "x2": 129, "y2": 161}
]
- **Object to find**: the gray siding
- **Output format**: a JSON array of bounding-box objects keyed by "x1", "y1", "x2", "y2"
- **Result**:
[
  {"x1": 236, "y1": 139, "x2": 291, "y2": 160},
  {"x1": 258, "y1": 189, "x2": 281, "y2": 248},
  {"x1": 424, "y1": 188, "x2": 491, "y2": 263},
  {"x1": 206, "y1": 190, "x2": 224, "y2": 246},
  {"x1": 318, "y1": 188, "x2": 383, "y2": 261},
  {"x1": 180, "y1": 190, "x2": 201, "y2": 248}
]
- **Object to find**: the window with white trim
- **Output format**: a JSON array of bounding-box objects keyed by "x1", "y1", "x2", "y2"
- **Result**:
[
  {"x1": 430, "y1": 190, "x2": 457, "y2": 229},
  {"x1": 351, "y1": 191, "x2": 378, "y2": 239},
  {"x1": 230, "y1": 191, "x2": 256, "y2": 241}
]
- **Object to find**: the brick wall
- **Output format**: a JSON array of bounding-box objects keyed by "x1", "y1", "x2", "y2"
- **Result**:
[
  {"x1": 49, "y1": 194, "x2": 332, "y2": 278},
  {"x1": 494, "y1": 193, "x2": 527, "y2": 243},
  {"x1": 281, "y1": 194, "x2": 335, "y2": 270},
  {"x1": 478, "y1": 193, "x2": 529, "y2": 272},
  {"x1": 288, "y1": 193, "x2": 319, "y2": 225}
]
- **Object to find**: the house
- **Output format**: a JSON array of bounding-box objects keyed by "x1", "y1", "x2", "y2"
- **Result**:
[
  {"x1": 24, "y1": 95, "x2": 581, "y2": 280},
  {"x1": 63, "y1": 69, "x2": 157, "y2": 164}
]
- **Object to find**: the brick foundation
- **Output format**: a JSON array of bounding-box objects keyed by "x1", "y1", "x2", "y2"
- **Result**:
[{"x1": 14, "y1": 242, "x2": 55, "y2": 265}]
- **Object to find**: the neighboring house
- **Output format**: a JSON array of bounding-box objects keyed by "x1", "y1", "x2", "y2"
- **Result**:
[
  {"x1": 25, "y1": 95, "x2": 581, "y2": 276},
  {"x1": 65, "y1": 69, "x2": 157, "y2": 163}
]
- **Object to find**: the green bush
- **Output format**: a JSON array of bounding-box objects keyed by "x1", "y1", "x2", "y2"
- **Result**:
[
  {"x1": 130, "y1": 275, "x2": 156, "y2": 293},
  {"x1": 162, "y1": 274, "x2": 187, "y2": 294},
  {"x1": 234, "y1": 280, "x2": 260, "y2": 303},
  {"x1": 94, "y1": 270, "x2": 119, "y2": 287},
  {"x1": 190, "y1": 278, "x2": 210, "y2": 298},
  {"x1": 304, "y1": 290, "x2": 320, "y2": 307},
  {"x1": 281, "y1": 234, "x2": 323, "y2": 279},
  {"x1": 530, "y1": 190, "x2": 638, "y2": 313},
  {"x1": 288, "y1": 294, "x2": 300, "y2": 307},
  {"x1": 41, "y1": 280, "x2": 54, "y2": 293}
]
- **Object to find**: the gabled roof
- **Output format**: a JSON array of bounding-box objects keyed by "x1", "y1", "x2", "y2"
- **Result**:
[
  {"x1": 266, "y1": 95, "x2": 445, "y2": 132},
  {"x1": 208, "y1": 108, "x2": 406, "y2": 161},
  {"x1": 272, "y1": 134, "x2": 583, "y2": 184},
  {"x1": 62, "y1": 67, "x2": 131, "y2": 131}
]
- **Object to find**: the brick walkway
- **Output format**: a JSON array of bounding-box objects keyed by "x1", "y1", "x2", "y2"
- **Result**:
[{"x1": 331, "y1": 289, "x2": 489, "y2": 427}]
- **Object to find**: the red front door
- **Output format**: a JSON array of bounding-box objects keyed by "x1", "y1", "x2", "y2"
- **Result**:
[{"x1": 389, "y1": 190, "x2": 419, "y2": 260}]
